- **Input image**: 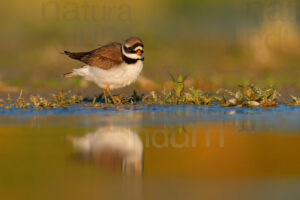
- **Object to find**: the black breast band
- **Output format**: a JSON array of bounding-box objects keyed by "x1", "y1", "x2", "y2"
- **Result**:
[{"x1": 122, "y1": 55, "x2": 144, "y2": 64}]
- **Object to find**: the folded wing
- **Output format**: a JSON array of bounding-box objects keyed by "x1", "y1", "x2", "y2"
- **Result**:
[{"x1": 64, "y1": 42, "x2": 123, "y2": 70}]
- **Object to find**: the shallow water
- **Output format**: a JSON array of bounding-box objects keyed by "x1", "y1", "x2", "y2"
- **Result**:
[{"x1": 1, "y1": 105, "x2": 300, "y2": 200}]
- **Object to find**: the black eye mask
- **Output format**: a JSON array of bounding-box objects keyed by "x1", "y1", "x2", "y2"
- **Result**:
[{"x1": 124, "y1": 43, "x2": 144, "y2": 54}]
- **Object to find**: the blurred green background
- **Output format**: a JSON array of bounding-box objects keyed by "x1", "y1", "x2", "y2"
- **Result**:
[{"x1": 1, "y1": 0, "x2": 300, "y2": 94}]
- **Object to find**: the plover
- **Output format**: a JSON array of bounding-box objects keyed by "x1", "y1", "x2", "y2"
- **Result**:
[
  {"x1": 63, "y1": 37, "x2": 144, "y2": 104},
  {"x1": 70, "y1": 126, "x2": 144, "y2": 175}
]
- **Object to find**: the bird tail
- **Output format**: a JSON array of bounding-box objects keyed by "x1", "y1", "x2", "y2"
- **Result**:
[
  {"x1": 63, "y1": 71, "x2": 75, "y2": 78},
  {"x1": 64, "y1": 50, "x2": 89, "y2": 60}
]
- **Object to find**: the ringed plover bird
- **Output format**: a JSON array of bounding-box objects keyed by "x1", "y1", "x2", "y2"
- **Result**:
[
  {"x1": 63, "y1": 37, "x2": 144, "y2": 104},
  {"x1": 70, "y1": 126, "x2": 144, "y2": 175}
]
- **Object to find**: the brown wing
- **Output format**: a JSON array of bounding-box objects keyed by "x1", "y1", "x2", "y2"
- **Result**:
[{"x1": 64, "y1": 42, "x2": 123, "y2": 70}]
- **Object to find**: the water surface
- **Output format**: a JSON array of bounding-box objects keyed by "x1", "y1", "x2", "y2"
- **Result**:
[{"x1": 1, "y1": 105, "x2": 300, "y2": 200}]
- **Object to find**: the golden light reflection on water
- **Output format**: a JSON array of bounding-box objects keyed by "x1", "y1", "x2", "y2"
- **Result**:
[
  {"x1": 138, "y1": 123, "x2": 300, "y2": 178},
  {"x1": 0, "y1": 121, "x2": 300, "y2": 199},
  {"x1": 62, "y1": 122, "x2": 300, "y2": 178}
]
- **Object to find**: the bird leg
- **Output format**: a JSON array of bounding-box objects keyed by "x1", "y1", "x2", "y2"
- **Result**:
[
  {"x1": 106, "y1": 84, "x2": 117, "y2": 104},
  {"x1": 102, "y1": 88, "x2": 107, "y2": 104}
]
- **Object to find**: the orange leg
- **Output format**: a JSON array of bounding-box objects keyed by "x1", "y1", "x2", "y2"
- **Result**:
[
  {"x1": 106, "y1": 84, "x2": 117, "y2": 104},
  {"x1": 102, "y1": 88, "x2": 107, "y2": 104}
]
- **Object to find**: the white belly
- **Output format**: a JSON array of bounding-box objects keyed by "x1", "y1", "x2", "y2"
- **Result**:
[{"x1": 73, "y1": 61, "x2": 143, "y2": 90}]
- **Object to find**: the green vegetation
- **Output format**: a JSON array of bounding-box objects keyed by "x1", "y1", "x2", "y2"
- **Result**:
[
  {"x1": 217, "y1": 84, "x2": 280, "y2": 107},
  {"x1": 0, "y1": 90, "x2": 82, "y2": 110},
  {"x1": 288, "y1": 95, "x2": 300, "y2": 106},
  {"x1": 0, "y1": 74, "x2": 299, "y2": 110}
]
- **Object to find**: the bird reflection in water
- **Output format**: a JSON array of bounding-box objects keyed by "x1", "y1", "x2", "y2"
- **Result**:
[{"x1": 70, "y1": 126, "x2": 144, "y2": 176}]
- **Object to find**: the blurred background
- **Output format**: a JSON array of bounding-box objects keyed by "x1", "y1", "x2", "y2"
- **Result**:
[{"x1": 1, "y1": 0, "x2": 300, "y2": 94}]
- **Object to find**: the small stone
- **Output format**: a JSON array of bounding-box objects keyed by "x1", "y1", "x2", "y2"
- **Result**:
[{"x1": 247, "y1": 101, "x2": 260, "y2": 107}]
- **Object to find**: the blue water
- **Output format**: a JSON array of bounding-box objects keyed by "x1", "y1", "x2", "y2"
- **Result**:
[
  {"x1": 1, "y1": 104, "x2": 300, "y2": 131},
  {"x1": 1, "y1": 104, "x2": 299, "y2": 116},
  {"x1": 1, "y1": 104, "x2": 300, "y2": 200}
]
